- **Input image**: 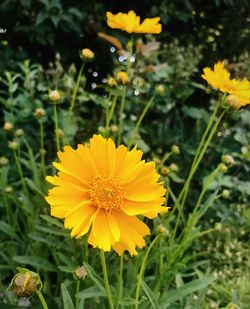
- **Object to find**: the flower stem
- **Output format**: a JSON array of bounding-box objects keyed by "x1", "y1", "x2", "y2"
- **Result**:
[
  {"x1": 100, "y1": 250, "x2": 114, "y2": 309},
  {"x1": 53, "y1": 104, "x2": 60, "y2": 152},
  {"x1": 36, "y1": 290, "x2": 48, "y2": 309},
  {"x1": 118, "y1": 254, "x2": 124, "y2": 306},
  {"x1": 105, "y1": 92, "x2": 119, "y2": 136},
  {"x1": 128, "y1": 95, "x2": 155, "y2": 149},
  {"x1": 117, "y1": 86, "x2": 127, "y2": 145},
  {"x1": 39, "y1": 121, "x2": 46, "y2": 179},
  {"x1": 135, "y1": 235, "x2": 161, "y2": 309},
  {"x1": 13, "y1": 150, "x2": 29, "y2": 196},
  {"x1": 75, "y1": 280, "x2": 80, "y2": 309}
]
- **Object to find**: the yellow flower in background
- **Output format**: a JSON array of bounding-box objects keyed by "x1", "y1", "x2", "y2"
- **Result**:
[
  {"x1": 106, "y1": 10, "x2": 162, "y2": 34},
  {"x1": 45, "y1": 135, "x2": 167, "y2": 255},
  {"x1": 81, "y1": 48, "x2": 95, "y2": 60},
  {"x1": 116, "y1": 71, "x2": 129, "y2": 85},
  {"x1": 49, "y1": 89, "x2": 61, "y2": 102},
  {"x1": 202, "y1": 61, "x2": 250, "y2": 109}
]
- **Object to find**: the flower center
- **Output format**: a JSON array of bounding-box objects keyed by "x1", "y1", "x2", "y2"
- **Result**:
[{"x1": 88, "y1": 175, "x2": 124, "y2": 210}]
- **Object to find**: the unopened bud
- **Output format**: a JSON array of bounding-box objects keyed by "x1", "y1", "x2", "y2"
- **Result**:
[
  {"x1": 157, "y1": 224, "x2": 169, "y2": 236},
  {"x1": 4, "y1": 186, "x2": 13, "y2": 193},
  {"x1": 117, "y1": 71, "x2": 129, "y2": 85},
  {"x1": 49, "y1": 90, "x2": 61, "y2": 102},
  {"x1": 215, "y1": 223, "x2": 222, "y2": 231},
  {"x1": 15, "y1": 129, "x2": 24, "y2": 137},
  {"x1": 171, "y1": 145, "x2": 180, "y2": 155},
  {"x1": 34, "y1": 108, "x2": 46, "y2": 119},
  {"x1": 98, "y1": 126, "x2": 105, "y2": 133},
  {"x1": 222, "y1": 189, "x2": 230, "y2": 199},
  {"x1": 155, "y1": 84, "x2": 165, "y2": 95},
  {"x1": 55, "y1": 129, "x2": 64, "y2": 138},
  {"x1": 170, "y1": 163, "x2": 179, "y2": 172},
  {"x1": 161, "y1": 166, "x2": 170, "y2": 176},
  {"x1": 9, "y1": 268, "x2": 41, "y2": 298},
  {"x1": 107, "y1": 77, "x2": 117, "y2": 87},
  {"x1": 74, "y1": 266, "x2": 87, "y2": 280},
  {"x1": 219, "y1": 163, "x2": 228, "y2": 173},
  {"x1": 222, "y1": 154, "x2": 234, "y2": 166},
  {"x1": 81, "y1": 48, "x2": 94, "y2": 60},
  {"x1": 8, "y1": 141, "x2": 19, "y2": 150},
  {"x1": 0, "y1": 156, "x2": 9, "y2": 166},
  {"x1": 3, "y1": 122, "x2": 13, "y2": 131},
  {"x1": 110, "y1": 125, "x2": 118, "y2": 133}
]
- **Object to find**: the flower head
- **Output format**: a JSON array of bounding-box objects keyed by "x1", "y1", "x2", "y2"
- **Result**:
[
  {"x1": 81, "y1": 48, "x2": 95, "y2": 60},
  {"x1": 107, "y1": 11, "x2": 162, "y2": 34},
  {"x1": 3, "y1": 122, "x2": 13, "y2": 131},
  {"x1": 202, "y1": 61, "x2": 250, "y2": 109},
  {"x1": 117, "y1": 71, "x2": 129, "y2": 85},
  {"x1": 46, "y1": 135, "x2": 167, "y2": 255}
]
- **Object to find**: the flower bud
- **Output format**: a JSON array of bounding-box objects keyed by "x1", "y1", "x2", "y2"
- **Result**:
[
  {"x1": 110, "y1": 125, "x2": 118, "y2": 133},
  {"x1": 98, "y1": 126, "x2": 105, "y2": 133},
  {"x1": 222, "y1": 189, "x2": 230, "y2": 199},
  {"x1": 215, "y1": 222, "x2": 222, "y2": 231},
  {"x1": 9, "y1": 268, "x2": 41, "y2": 298},
  {"x1": 226, "y1": 95, "x2": 241, "y2": 110},
  {"x1": 222, "y1": 154, "x2": 234, "y2": 166},
  {"x1": 219, "y1": 163, "x2": 228, "y2": 173},
  {"x1": 171, "y1": 145, "x2": 180, "y2": 155},
  {"x1": 0, "y1": 156, "x2": 9, "y2": 166},
  {"x1": 81, "y1": 48, "x2": 94, "y2": 60},
  {"x1": 3, "y1": 122, "x2": 13, "y2": 131},
  {"x1": 157, "y1": 224, "x2": 169, "y2": 236},
  {"x1": 107, "y1": 77, "x2": 117, "y2": 87},
  {"x1": 15, "y1": 129, "x2": 24, "y2": 137},
  {"x1": 116, "y1": 71, "x2": 129, "y2": 85},
  {"x1": 74, "y1": 266, "x2": 87, "y2": 281},
  {"x1": 34, "y1": 108, "x2": 46, "y2": 119},
  {"x1": 170, "y1": 163, "x2": 179, "y2": 172},
  {"x1": 8, "y1": 141, "x2": 19, "y2": 150},
  {"x1": 49, "y1": 90, "x2": 61, "y2": 102},
  {"x1": 155, "y1": 84, "x2": 165, "y2": 95},
  {"x1": 55, "y1": 129, "x2": 64, "y2": 138},
  {"x1": 4, "y1": 186, "x2": 13, "y2": 193},
  {"x1": 161, "y1": 166, "x2": 170, "y2": 176}
]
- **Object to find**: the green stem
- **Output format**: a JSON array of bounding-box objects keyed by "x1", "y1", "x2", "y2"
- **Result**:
[
  {"x1": 3, "y1": 192, "x2": 11, "y2": 225},
  {"x1": 75, "y1": 280, "x2": 80, "y2": 309},
  {"x1": 117, "y1": 86, "x2": 127, "y2": 145},
  {"x1": 105, "y1": 92, "x2": 119, "y2": 135},
  {"x1": 13, "y1": 150, "x2": 29, "y2": 196},
  {"x1": 53, "y1": 104, "x2": 60, "y2": 152},
  {"x1": 39, "y1": 121, "x2": 46, "y2": 179},
  {"x1": 135, "y1": 234, "x2": 161, "y2": 309},
  {"x1": 128, "y1": 95, "x2": 155, "y2": 149},
  {"x1": 100, "y1": 250, "x2": 114, "y2": 309},
  {"x1": 70, "y1": 62, "x2": 85, "y2": 114},
  {"x1": 36, "y1": 290, "x2": 48, "y2": 309},
  {"x1": 173, "y1": 108, "x2": 225, "y2": 236},
  {"x1": 118, "y1": 254, "x2": 124, "y2": 306}
]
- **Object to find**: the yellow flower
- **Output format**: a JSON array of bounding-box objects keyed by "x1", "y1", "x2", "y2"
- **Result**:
[
  {"x1": 106, "y1": 10, "x2": 162, "y2": 34},
  {"x1": 81, "y1": 48, "x2": 95, "y2": 60},
  {"x1": 45, "y1": 135, "x2": 167, "y2": 255},
  {"x1": 107, "y1": 77, "x2": 117, "y2": 87},
  {"x1": 202, "y1": 61, "x2": 250, "y2": 108},
  {"x1": 116, "y1": 71, "x2": 129, "y2": 85}
]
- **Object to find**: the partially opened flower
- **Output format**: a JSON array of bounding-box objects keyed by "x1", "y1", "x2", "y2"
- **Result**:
[
  {"x1": 202, "y1": 61, "x2": 250, "y2": 108},
  {"x1": 45, "y1": 135, "x2": 167, "y2": 255},
  {"x1": 106, "y1": 10, "x2": 162, "y2": 34}
]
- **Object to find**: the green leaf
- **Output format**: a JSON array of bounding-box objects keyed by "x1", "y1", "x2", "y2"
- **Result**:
[
  {"x1": 12, "y1": 256, "x2": 56, "y2": 272},
  {"x1": 78, "y1": 286, "x2": 106, "y2": 300},
  {"x1": 61, "y1": 283, "x2": 75, "y2": 309},
  {"x1": 160, "y1": 276, "x2": 214, "y2": 305},
  {"x1": 141, "y1": 279, "x2": 159, "y2": 309},
  {"x1": 58, "y1": 266, "x2": 76, "y2": 273},
  {"x1": 83, "y1": 262, "x2": 105, "y2": 291},
  {"x1": 0, "y1": 221, "x2": 17, "y2": 239}
]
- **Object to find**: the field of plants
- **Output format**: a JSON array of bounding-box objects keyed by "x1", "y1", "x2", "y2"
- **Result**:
[{"x1": 0, "y1": 1, "x2": 249, "y2": 309}]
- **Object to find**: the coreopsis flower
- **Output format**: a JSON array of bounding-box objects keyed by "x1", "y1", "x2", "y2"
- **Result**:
[
  {"x1": 81, "y1": 48, "x2": 94, "y2": 60},
  {"x1": 107, "y1": 10, "x2": 162, "y2": 34},
  {"x1": 117, "y1": 71, "x2": 129, "y2": 85},
  {"x1": 202, "y1": 61, "x2": 250, "y2": 108},
  {"x1": 49, "y1": 90, "x2": 61, "y2": 102},
  {"x1": 45, "y1": 135, "x2": 167, "y2": 255}
]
